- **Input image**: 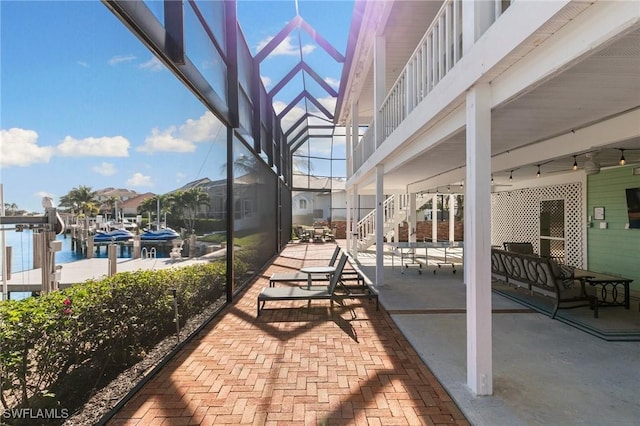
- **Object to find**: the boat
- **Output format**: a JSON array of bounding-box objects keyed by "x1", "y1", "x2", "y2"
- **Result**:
[
  {"x1": 93, "y1": 229, "x2": 134, "y2": 242},
  {"x1": 139, "y1": 228, "x2": 180, "y2": 241}
]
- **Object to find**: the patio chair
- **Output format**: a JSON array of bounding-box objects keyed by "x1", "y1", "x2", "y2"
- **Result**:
[
  {"x1": 257, "y1": 253, "x2": 349, "y2": 316},
  {"x1": 313, "y1": 227, "x2": 325, "y2": 243},
  {"x1": 323, "y1": 227, "x2": 336, "y2": 242},
  {"x1": 296, "y1": 226, "x2": 310, "y2": 242},
  {"x1": 169, "y1": 239, "x2": 183, "y2": 262}
]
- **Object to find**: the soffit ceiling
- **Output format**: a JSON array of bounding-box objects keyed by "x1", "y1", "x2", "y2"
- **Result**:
[{"x1": 340, "y1": 2, "x2": 640, "y2": 193}]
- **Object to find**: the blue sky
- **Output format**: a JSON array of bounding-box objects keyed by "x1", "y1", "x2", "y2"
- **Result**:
[{"x1": 0, "y1": 0, "x2": 353, "y2": 212}]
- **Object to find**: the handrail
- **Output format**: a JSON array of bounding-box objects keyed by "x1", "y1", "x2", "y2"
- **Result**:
[
  {"x1": 379, "y1": 0, "x2": 463, "y2": 145},
  {"x1": 353, "y1": 0, "x2": 513, "y2": 174}
]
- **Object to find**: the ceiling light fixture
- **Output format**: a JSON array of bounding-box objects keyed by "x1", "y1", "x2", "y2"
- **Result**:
[
  {"x1": 536, "y1": 165, "x2": 541, "y2": 178},
  {"x1": 572, "y1": 156, "x2": 578, "y2": 171},
  {"x1": 509, "y1": 170, "x2": 513, "y2": 181},
  {"x1": 619, "y1": 149, "x2": 626, "y2": 166},
  {"x1": 491, "y1": 175, "x2": 494, "y2": 184}
]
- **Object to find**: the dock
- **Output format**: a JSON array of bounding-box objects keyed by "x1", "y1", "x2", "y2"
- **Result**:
[{"x1": 1, "y1": 257, "x2": 211, "y2": 295}]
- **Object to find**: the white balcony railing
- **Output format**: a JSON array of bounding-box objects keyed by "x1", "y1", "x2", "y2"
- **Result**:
[
  {"x1": 352, "y1": 0, "x2": 512, "y2": 174},
  {"x1": 380, "y1": 0, "x2": 463, "y2": 142}
]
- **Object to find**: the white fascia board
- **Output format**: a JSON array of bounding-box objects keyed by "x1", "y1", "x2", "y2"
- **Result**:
[
  {"x1": 492, "y1": 0, "x2": 640, "y2": 107},
  {"x1": 346, "y1": 164, "x2": 376, "y2": 194},
  {"x1": 492, "y1": 108, "x2": 640, "y2": 171}
]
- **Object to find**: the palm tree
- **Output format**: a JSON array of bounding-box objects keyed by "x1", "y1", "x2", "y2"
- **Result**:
[
  {"x1": 59, "y1": 185, "x2": 97, "y2": 216},
  {"x1": 2, "y1": 202, "x2": 18, "y2": 215},
  {"x1": 170, "y1": 188, "x2": 210, "y2": 234},
  {"x1": 101, "y1": 196, "x2": 119, "y2": 218}
]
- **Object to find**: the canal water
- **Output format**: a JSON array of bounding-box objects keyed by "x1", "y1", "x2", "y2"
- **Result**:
[{"x1": 1, "y1": 230, "x2": 85, "y2": 274}]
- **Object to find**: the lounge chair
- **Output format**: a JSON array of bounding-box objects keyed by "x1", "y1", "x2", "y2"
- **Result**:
[
  {"x1": 257, "y1": 253, "x2": 349, "y2": 316},
  {"x1": 269, "y1": 246, "x2": 341, "y2": 286}
]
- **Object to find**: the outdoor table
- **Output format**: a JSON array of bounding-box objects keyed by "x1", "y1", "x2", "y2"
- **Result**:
[
  {"x1": 299, "y1": 266, "x2": 336, "y2": 289},
  {"x1": 391, "y1": 241, "x2": 464, "y2": 274},
  {"x1": 574, "y1": 269, "x2": 633, "y2": 309}
]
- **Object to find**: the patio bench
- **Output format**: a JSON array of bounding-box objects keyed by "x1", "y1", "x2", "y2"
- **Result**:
[{"x1": 491, "y1": 248, "x2": 598, "y2": 319}]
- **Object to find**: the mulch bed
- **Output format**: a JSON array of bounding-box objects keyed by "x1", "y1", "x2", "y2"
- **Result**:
[{"x1": 62, "y1": 297, "x2": 225, "y2": 426}]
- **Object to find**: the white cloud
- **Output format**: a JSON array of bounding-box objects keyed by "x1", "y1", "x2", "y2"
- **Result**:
[
  {"x1": 317, "y1": 96, "x2": 337, "y2": 114},
  {"x1": 180, "y1": 111, "x2": 224, "y2": 142},
  {"x1": 139, "y1": 57, "x2": 164, "y2": 72},
  {"x1": 77, "y1": 60, "x2": 89, "y2": 68},
  {"x1": 0, "y1": 128, "x2": 54, "y2": 167},
  {"x1": 261, "y1": 75, "x2": 272, "y2": 89},
  {"x1": 109, "y1": 55, "x2": 136, "y2": 66},
  {"x1": 138, "y1": 127, "x2": 195, "y2": 154},
  {"x1": 176, "y1": 172, "x2": 187, "y2": 183},
  {"x1": 93, "y1": 162, "x2": 117, "y2": 176},
  {"x1": 127, "y1": 172, "x2": 153, "y2": 187},
  {"x1": 35, "y1": 191, "x2": 55, "y2": 200},
  {"x1": 256, "y1": 35, "x2": 315, "y2": 57},
  {"x1": 272, "y1": 100, "x2": 306, "y2": 132},
  {"x1": 57, "y1": 136, "x2": 130, "y2": 157},
  {"x1": 137, "y1": 111, "x2": 225, "y2": 154},
  {"x1": 324, "y1": 77, "x2": 340, "y2": 90}
]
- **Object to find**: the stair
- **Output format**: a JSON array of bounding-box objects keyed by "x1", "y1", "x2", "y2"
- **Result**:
[{"x1": 356, "y1": 194, "x2": 429, "y2": 251}]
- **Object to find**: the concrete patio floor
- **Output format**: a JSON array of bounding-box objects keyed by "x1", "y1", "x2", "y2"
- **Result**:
[
  {"x1": 353, "y1": 243, "x2": 640, "y2": 426},
  {"x1": 108, "y1": 240, "x2": 640, "y2": 425}
]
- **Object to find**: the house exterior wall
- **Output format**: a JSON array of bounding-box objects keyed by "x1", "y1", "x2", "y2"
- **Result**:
[{"x1": 587, "y1": 166, "x2": 640, "y2": 291}]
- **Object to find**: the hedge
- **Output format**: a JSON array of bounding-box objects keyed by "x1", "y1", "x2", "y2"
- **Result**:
[{"x1": 0, "y1": 261, "x2": 229, "y2": 423}]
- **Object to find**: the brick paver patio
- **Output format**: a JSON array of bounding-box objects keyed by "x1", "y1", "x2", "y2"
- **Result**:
[{"x1": 108, "y1": 243, "x2": 469, "y2": 425}]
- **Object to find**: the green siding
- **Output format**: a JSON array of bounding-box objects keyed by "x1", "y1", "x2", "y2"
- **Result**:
[{"x1": 587, "y1": 166, "x2": 640, "y2": 291}]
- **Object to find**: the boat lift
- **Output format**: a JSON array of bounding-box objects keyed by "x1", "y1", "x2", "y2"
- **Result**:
[{"x1": 1, "y1": 201, "x2": 65, "y2": 299}]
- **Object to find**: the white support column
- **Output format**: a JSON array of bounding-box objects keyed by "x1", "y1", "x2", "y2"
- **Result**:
[
  {"x1": 432, "y1": 194, "x2": 438, "y2": 242},
  {"x1": 449, "y1": 194, "x2": 455, "y2": 242},
  {"x1": 346, "y1": 118, "x2": 352, "y2": 179},
  {"x1": 346, "y1": 187, "x2": 352, "y2": 253},
  {"x1": 351, "y1": 102, "x2": 359, "y2": 175},
  {"x1": 465, "y1": 83, "x2": 493, "y2": 396},
  {"x1": 353, "y1": 184, "x2": 359, "y2": 260},
  {"x1": 409, "y1": 193, "x2": 417, "y2": 243},
  {"x1": 374, "y1": 35, "x2": 386, "y2": 148},
  {"x1": 375, "y1": 166, "x2": 385, "y2": 286}
]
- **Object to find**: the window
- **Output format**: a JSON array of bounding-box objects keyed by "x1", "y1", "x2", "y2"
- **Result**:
[{"x1": 299, "y1": 199, "x2": 307, "y2": 209}]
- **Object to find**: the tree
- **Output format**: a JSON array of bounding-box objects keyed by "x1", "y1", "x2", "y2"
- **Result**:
[
  {"x1": 2, "y1": 202, "x2": 18, "y2": 216},
  {"x1": 137, "y1": 194, "x2": 177, "y2": 229},
  {"x1": 59, "y1": 185, "x2": 97, "y2": 216},
  {"x1": 170, "y1": 188, "x2": 210, "y2": 234},
  {"x1": 100, "y1": 196, "x2": 119, "y2": 218}
]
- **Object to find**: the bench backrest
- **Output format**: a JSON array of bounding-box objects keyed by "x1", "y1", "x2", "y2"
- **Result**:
[
  {"x1": 503, "y1": 242, "x2": 535, "y2": 255},
  {"x1": 492, "y1": 249, "x2": 561, "y2": 298}
]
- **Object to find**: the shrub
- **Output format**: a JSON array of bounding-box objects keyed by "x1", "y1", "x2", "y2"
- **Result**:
[{"x1": 0, "y1": 261, "x2": 226, "y2": 422}]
